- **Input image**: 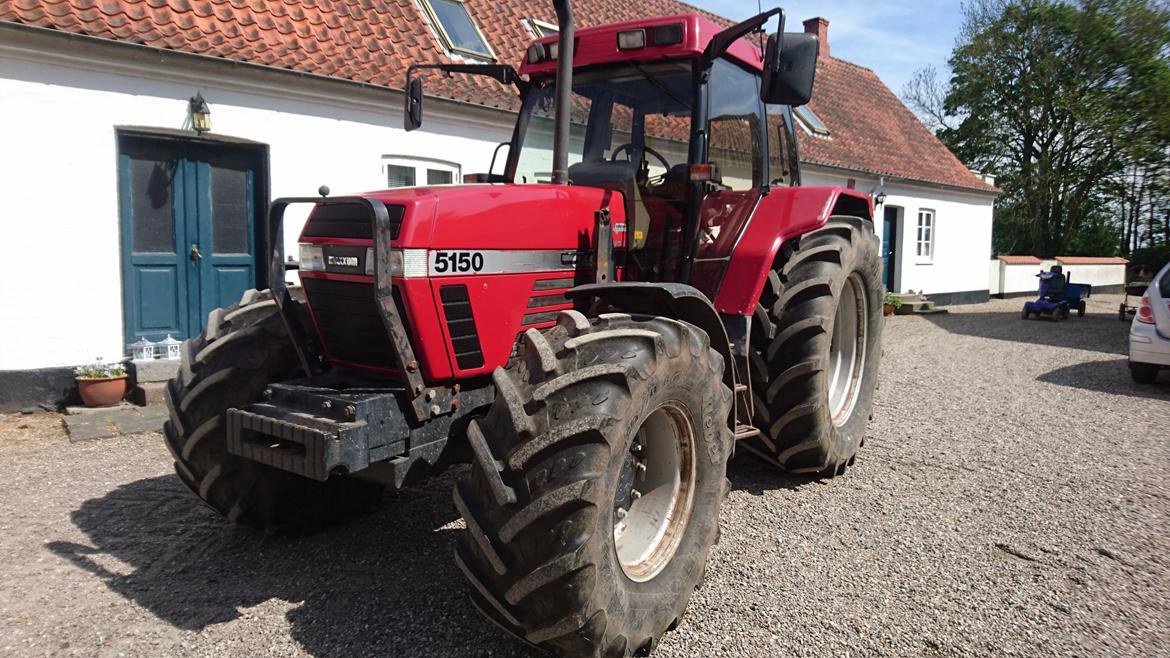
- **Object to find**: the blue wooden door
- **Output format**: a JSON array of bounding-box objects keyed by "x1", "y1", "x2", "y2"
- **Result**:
[
  {"x1": 120, "y1": 137, "x2": 259, "y2": 347},
  {"x1": 881, "y1": 206, "x2": 898, "y2": 290},
  {"x1": 190, "y1": 147, "x2": 256, "y2": 327}
]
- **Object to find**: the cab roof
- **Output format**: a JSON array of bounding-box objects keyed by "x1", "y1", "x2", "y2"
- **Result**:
[{"x1": 517, "y1": 14, "x2": 765, "y2": 77}]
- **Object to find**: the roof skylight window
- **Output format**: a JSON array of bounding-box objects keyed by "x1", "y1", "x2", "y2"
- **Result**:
[
  {"x1": 527, "y1": 19, "x2": 559, "y2": 38},
  {"x1": 793, "y1": 105, "x2": 831, "y2": 137},
  {"x1": 421, "y1": 0, "x2": 495, "y2": 60}
]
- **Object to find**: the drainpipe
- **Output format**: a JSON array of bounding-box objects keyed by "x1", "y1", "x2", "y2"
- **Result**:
[{"x1": 551, "y1": 0, "x2": 575, "y2": 185}]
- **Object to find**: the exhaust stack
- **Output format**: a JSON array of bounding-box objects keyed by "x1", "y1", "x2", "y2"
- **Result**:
[{"x1": 551, "y1": 0, "x2": 574, "y2": 185}]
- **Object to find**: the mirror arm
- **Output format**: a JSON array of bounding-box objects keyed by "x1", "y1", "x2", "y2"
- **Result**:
[
  {"x1": 703, "y1": 7, "x2": 783, "y2": 64},
  {"x1": 405, "y1": 63, "x2": 530, "y2": 95}
]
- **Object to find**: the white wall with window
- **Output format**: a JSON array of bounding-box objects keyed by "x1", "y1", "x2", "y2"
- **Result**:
[
  {"x1": 0, "y1": 29, "x2": 515, "y2": 371},
  {"x1": 802, "y1": 166, "x2": 995, "y2": 302},
  {"x1": 383, "y1": 156, "x2": 462, "y2": 188}
]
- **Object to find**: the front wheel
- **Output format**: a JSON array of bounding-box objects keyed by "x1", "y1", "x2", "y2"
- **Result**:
[
  {"x1": 746, "y1": 216, "x2": 884, "y2": 475},
  {"x1": 163, "y1": 288, "x2": 382, "y2": 531},
  {"x1": 454, "y1": 311, "x2": 733, "y2": 656}
]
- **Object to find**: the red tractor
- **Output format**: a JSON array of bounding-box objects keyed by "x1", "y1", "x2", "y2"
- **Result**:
[{"x1": 163, "y1": 3, "x2": 883, "y2": 655}]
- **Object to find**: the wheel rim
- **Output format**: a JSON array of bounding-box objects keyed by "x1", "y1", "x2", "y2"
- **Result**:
[
  {"x1": 828, "y1": 274, "x2": 868, "y2": 426},
  {"x1": 613, "y1": 403, "x2": 696, "y2": 582}
]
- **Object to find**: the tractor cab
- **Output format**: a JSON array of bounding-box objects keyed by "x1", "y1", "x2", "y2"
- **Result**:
[{"x1": 406, "y1": 11, "x2": 817, "y2": 289}]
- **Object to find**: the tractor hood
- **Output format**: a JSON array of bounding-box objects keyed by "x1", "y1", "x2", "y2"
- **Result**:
[{"x1": 363, "y1": 184, "x2": 627, "y2": 251}]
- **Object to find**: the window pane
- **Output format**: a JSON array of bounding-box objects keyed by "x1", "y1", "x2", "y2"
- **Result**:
[
  {"x1": 514, "y1": 89, "x2": 589, "y2": 185},
  {"x1": 427, "y1": 169, "x2": 454, "y2": 185},
  {"x1": 128, "y1": 148, "x2": 176, "y2": 254},
  {"x1": 707, "y1": 59, "x2": 764, "y2": 190},
  {"x1": 210, "y1": 158, "x2": 250, "y2": 254},
  {"x1": 387, "y1": 165, "x2": 416, "y2": 188},
  {"x1": 794, "y1": 105, "x2": 830, "y2": 136},
  {"x1": 766, "y1": 105, "x2": 797, "y2": 186},
  {"x1": 431, "y1": 0, "x2": 492, "y2": 57}
]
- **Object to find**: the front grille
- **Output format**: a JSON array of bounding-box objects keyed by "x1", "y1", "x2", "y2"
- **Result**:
[
  {"x1": 302, "y1": 278, "x2": 396, "y2": 369},
  {"x1": 302, "y1": 202, "x2": 405, "y2": 240},
  {"x1": 440, "y1": 285, "x2": 484, "y2": 370}
]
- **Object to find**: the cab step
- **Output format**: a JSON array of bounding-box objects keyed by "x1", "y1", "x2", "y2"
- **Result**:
[{"x1": 734, "y1": 423, "x2": 761, "y2": 440}]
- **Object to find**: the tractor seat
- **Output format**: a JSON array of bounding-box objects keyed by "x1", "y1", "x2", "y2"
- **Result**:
[{"x1": 568, "y1": 160, "x2": 651, "y2": 249}]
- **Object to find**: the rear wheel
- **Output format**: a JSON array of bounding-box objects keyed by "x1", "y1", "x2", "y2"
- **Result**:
[
  {"x1": 1077, "y1": 301, "x2": 1086, "y2": 317},
  {"x1": 1130, "y1": 362, "x2": 1159, "y2": 384},
  {"x1": 1021, "y1": 308, "x2": 1030, "y2": 320},
  {"x1": 163, "y1": 288, "x2": 382, "y2": 531},
  {"x1": 745, "y1": 216, "x2": 884, "y2": 475},
  {"x1": 454, "y1": 311, "x2": 733, "y2": 656}
]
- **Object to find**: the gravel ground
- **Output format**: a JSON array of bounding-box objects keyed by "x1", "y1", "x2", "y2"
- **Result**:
[{"x1": 1, "y1": 293, "x2": 1167, "y2": 657}]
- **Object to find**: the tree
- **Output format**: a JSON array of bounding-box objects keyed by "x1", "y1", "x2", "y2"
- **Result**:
[{"x1": 903, "y1": 0, "x2": 1170, "y2": 257}]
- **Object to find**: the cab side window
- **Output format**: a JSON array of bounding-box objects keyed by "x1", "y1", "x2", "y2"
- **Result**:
[
  {"x1": 707, "y1": 59, "x2": 765, "y2": 190},
  {"x1": 766, "y1": 104, "x2": 800, "y2": 186}
]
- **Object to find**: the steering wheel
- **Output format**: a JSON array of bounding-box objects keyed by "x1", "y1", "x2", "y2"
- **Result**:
[{"x1": 611, "y1": 143, "x2": 670, "y2": 172}]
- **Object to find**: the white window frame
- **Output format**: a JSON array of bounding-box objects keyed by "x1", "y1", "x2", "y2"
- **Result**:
[
  {"x1": 916, "y1": 209, "x2": 935, "y2": 262},
  {"x1": 525, "y1": 18, "x2": 559, "y2": 38},
  {"x1": 418, "y1": 0, "x2": 496, "y2": 61},
  {"x1": 382, "y1": 155, "x2": 462, "y2": 188},
  {"x1": 792, "y1": 105, "x2": 831, "y2": 137}
]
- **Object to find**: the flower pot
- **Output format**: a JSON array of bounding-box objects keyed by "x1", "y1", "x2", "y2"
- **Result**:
[
  {"x1": 76, "y1": 376, "x2": 128, "y2": 407},
  {"x1": 883, "y1": 303, "x2": 896, "y2": 316}
]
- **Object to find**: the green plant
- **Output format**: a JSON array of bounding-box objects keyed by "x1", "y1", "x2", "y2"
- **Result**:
[
  {"x1": 74, "y1": 358, "x2": 126, "y2": 379},
  {"x1": 884, "y1": 294, "x2": 903, "y2": 310}
]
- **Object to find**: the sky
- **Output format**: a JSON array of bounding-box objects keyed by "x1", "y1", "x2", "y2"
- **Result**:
[{"x1": 689, "y1": 0, "x2": 965, "y2": 99}]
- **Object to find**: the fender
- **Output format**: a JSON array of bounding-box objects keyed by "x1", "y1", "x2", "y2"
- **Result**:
[
  {"x1": 566, "y1": 282, "x2": 735, "y2": 398},
  {"x1": 713, "y1": 186, "x2": 872, "y2": 315}
]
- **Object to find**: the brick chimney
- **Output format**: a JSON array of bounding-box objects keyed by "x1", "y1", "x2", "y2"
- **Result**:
[{"x1": 803, "y1": 17, "x2": 830, "y2": 58}]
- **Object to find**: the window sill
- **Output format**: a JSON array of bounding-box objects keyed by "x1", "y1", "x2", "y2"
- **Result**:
[{"x1": 915, "y1": 259, "x2": 934, "y2": 266}]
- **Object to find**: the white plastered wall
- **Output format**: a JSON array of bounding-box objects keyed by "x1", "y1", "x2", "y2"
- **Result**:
[
  {"x1": 802, "y1": 166, "x2": 996, "y2": 297},
  {"x1": 0, "y1": 34, "x2": 513, "y2": 370}
]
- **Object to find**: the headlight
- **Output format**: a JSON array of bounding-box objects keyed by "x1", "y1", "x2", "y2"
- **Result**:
[
  {"x1": 298, "y1": 243, "x2": 324, "y2": 271},
  {"x1": 365, "y1": 248, "x2": 405, "y2": 276}
]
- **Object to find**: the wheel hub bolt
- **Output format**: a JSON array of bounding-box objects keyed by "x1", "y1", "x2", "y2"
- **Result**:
[
  {"x1": 630, "y1": 489, "x2": 642, "y2": 500},
  {"x1": 632, "y1": 443, "x2": 642, "y2": 453},
  {"x1": 635, "y1": 462, "x2": 647, "y2": 474},
  {"x1": 616, "y1": 507, "x2": 628, "y2": 519}
]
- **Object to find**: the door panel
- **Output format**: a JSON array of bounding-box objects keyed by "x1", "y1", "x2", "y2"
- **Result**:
[
  {"x1": 882, "y1": 206, "x2": 898, "y2": 290},
  {"x1": 120, "y1": 140, "x2": 190, "y2": 346},
  {"x1": 120, "y1": 135, "x2": 262, "y2": 348},
  {"x1": 194, "y1": 149, "x2": 256, "y2": 326},
  {"x1": 135, "y1": 266, "x2": 182, "y2": 332}
]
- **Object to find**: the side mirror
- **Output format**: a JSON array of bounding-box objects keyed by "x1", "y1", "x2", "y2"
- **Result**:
[
  {"x1": 761, "y1": 32, "x2": 819, "y2": 106},
  {"x1": 405, "y1": 77, "x2": 423, "y2": 131}
]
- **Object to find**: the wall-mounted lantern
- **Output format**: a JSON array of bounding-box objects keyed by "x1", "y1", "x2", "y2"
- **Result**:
[
  {"x1": 872, "y1": 176, "x2": 887, "y2": 207},
  {"x1": 129, "y1": 337, "x2": 156, "y2": 361},
  {"x1": 189, "y1": 93, "x2": 211, "y2": 134},
  {"x1": 160, "y1": 334, "x2": 183, "y2": 360}
]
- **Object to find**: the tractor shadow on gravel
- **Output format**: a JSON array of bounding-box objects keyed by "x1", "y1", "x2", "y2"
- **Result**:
[
  {"x1": 727, "y1": 455, "x2": 815, "y2": 494},
  {"x1": 45, "y1": 467, "x2": 542, "y2": 657}
]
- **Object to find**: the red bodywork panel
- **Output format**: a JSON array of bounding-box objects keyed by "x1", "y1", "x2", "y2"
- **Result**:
[
  {"x1": 299, "y1": 185, "x2": 626, "y2": 383},
  {"x1": 713, "y1": 186, "x2": 873, "y2": 315},
  {"x1": 518, "y1": 14, "x2": 763, "y2": 78}
]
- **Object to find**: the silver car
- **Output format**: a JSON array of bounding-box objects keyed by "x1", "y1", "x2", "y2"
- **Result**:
[{"x1": 1130, "y1": 260, "x2": 1170, "y2": 384}]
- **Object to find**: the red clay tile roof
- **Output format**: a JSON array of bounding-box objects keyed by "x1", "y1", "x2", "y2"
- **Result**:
[
  {"x1": 1056, "y1": 256, "x2": 1128, "y2": 265},
  {"x1": 0, "y1": 0, "x2": 726, "y2": 112},
  {"x1": 0, "y1": 0, "x2": 995, "y2": 193},
  {"x1": 801, "y1": 57, "x2": 998, "y2": 194},
  {"x1": 998, "y1": 255, "x2": 1042, "y2": 264}
]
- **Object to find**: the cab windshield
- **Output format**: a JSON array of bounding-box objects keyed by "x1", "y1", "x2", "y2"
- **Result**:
[{"x1": 510, "y1": 62, "x2": 694, "y2": 186}]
